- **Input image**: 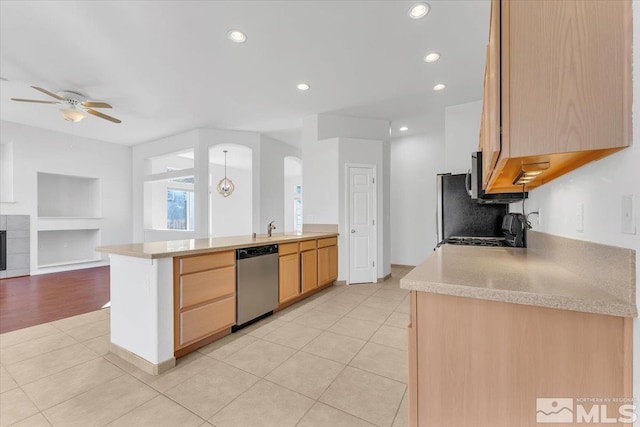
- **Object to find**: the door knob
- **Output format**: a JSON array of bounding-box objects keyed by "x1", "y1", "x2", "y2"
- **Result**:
[{"x1": 351, "y1": 229, "x2": 355, "y2": 233}]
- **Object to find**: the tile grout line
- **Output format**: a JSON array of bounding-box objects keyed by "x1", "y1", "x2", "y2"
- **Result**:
[
  {"x1": 390, "y1": 388, "x2": 408, "y2": 427},
  {"x1": 1, "y1": 271, "x2": 412, "y2": 426}
]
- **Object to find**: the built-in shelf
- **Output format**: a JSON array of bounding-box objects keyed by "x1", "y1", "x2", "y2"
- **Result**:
[
  {"x1": 37, "y1": 229, "x2": 101, "y2": 267},
  {"x1": 38, "y1": 172, "x2": 101, "y2": 218},
  {"x1": 38, "y1": 217, "x2": 104, "y2": 220},
  {"x1": 38, "y1": 259, "x2": 103, "y2": 268}
]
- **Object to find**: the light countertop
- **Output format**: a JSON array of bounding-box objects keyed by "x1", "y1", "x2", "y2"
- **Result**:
[
  {"x1": 400, "y1": 244, "x2": 637, "y2": 318},
  {"x1": 96, "y1": 232, "x2": 338, "y2": 259}
]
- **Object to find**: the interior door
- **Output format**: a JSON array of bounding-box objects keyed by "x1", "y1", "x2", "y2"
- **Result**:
[{"x1": 348, "y1": 166, "x2": 376, "y2": 284}]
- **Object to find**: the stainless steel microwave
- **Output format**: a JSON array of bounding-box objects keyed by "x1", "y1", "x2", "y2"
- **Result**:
[{"x1": 468, "y1": 152, "x2": 527, "y2": 204}]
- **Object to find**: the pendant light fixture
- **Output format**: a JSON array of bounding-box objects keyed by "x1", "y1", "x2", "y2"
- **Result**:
[{"x1": 216, "y1": 150, "x2": 235, "y2": 197}]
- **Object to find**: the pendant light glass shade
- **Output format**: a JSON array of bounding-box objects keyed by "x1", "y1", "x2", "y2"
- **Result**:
[{"x1": 217, "y1": 150, "x2": 235, "y2": 197}]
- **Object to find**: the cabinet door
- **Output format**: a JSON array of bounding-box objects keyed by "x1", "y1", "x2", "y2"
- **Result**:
[
  {"x1": 279, "y1": 253, "x2": 300, "y2": 303},
  {"x1": 482, "y1": 0, "x2": 501, "y2": 189},
  {"x1": 301, "y1": 249, "x2": 318, "y2": 293},
  {"x1": 318, "y1": 245, "x2": 338, "y2": 286}
]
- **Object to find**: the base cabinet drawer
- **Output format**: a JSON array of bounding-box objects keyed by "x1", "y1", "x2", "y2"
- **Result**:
[
  {"x1": 179, "y1": 296, "x2": 235, "y2": 346},
  {"x1": 179, "y1": 251, "x2": 235, "y2": 275},
  {"x1": 317, "y1": 237, "x2": 338, "y2": 248},
  {"x1": 179, "y1": 266, "x2": 235, "y2": 309}
]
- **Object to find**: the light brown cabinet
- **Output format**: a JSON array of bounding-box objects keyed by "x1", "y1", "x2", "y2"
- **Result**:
[
  {"x1": 408, "y1": 291, "x2": 632, "y2": 426},
  {"x1": 300, "y1": 240, "x2": 318, "y2": 294},
  {"x1": 481, "y1": 0, "x2": 632, "y2": 194},
  {"x1": 277, "y1": 237, "x2": 338, "y2": 308},
  {"x1": 173, "y1": 251, "x2": 236, "y2": 354},
  {"x1": 278, "y1": 243, "x2": 300, "y2": 304},
  {"x1": 317, "y1": 237, "x2": 338, "y2": 287}
]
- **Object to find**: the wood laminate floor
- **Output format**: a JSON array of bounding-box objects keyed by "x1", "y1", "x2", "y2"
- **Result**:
[{"x1": 0, "y1": 267, "x2": 110, "y2": 334}]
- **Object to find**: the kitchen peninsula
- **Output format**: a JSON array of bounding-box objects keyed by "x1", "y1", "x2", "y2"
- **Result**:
[
  {"x1": 96, "y1": 232, "x2": 338, "y2": 374},
  {"x1": 401, "y1": 231, "x2": 637, "y2": 426}
]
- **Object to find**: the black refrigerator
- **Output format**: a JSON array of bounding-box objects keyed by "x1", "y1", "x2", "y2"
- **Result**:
[{"x1": 436, "y1": 173, "x2": 507, "y2": 243}]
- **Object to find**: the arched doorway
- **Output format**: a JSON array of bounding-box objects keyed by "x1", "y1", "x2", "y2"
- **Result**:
[{"x1": 283, "y1": 156, "x2": 302, "y2": 233}]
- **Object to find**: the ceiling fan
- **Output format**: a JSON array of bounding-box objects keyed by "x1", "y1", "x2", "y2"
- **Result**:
[{"x1": 10, "y1": 86, "x2": 122, "y2": 123}]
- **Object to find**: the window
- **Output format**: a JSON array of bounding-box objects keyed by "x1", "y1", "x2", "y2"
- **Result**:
[
  {"x1": 143, "y1": 149, "x2": 196, "y2": 232},
  {"x1": 167, "y1": 189, "x2": 195, "y2": 230}
]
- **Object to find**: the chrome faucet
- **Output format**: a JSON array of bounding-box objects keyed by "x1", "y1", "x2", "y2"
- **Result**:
[{"x1": 268, "y1": 221, "x2": 276, "y2": 237}]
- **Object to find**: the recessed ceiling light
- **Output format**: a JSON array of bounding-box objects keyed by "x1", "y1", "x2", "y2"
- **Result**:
[
  {"x1": 399, "y1": 126, "x2": 409, "y2": 132},
  {"x1": 227, "y1": 30, "x2": 247, "y2": 43},
  {"x1": 433, "y1": 83, "x2": 446, "y2": 91},
  {"x1": 408, "y1": 3, "x2": 430, "y2": 19},
  {"x1": 297, "y1": 83, "x2": 310, "y2": 91},
  {"x1": 424, "y1": 52, "x2": 440, "y2": 63}
]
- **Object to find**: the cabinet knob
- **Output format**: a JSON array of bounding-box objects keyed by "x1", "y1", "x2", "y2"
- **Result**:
[{"x1": 351, "y1": 229, "x2": 356, "y2": 233}]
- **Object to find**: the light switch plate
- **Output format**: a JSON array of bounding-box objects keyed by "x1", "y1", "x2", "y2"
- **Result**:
[
  {"x1": 621, "y1": 194, "x2": 635, "y2": 235},
  {"x1": 537, "y1": 208, "x2": 542, "y2": 226}
]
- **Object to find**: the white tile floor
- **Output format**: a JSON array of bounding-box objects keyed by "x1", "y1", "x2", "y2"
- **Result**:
[{"x1": 0, "y1": 267, "x2": 413, "y2": 427}]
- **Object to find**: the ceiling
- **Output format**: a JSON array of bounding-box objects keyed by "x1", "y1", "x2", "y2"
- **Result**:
[{"x1": 0, "y1": 1, "x2": 490, "y2": 147}]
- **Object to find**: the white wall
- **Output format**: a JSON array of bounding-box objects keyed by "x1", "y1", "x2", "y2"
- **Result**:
[
  {"x1": 338, "y1": 137, "x2": 391, "y2": 280},
  {"x1": 132, "y1": 128, "x2": 299, "y2": 242},
  {"x1": 259, "y1": 135, "x2": 301, "y2": 234},
  {"x1": 133, "y1": 129, "x2": 200, "y2": 242},
  {"x1": 390, "y1": 131, "x2": 446, "y2": 266},
  {"x1": 200, "y1": 129, "x2": 263, "y2": 236},
  {"x1": 133, "y1": 128, "x2": 257, "y2": 241},
  {"x1": 1, "y1": 142, "x2": 14, "y2": 202},
  {"x1": 317, "y1": 114, "x2": 390, "y2": 141},
  {"x1": 0, "y1": 120, "x2": 132, "y2": 273},
  {"x1": 284, "y1": 175, "x2": 302, "y2": 233},
  {"x1": 444, "y1": 100, "x2": 482, "y2": 174},
  {"x1": 302, "y1": 116, "x2": 340, "y2": 225},
  {"x1": 210, "y1": 164, "x2": 252, "y2": 237}
]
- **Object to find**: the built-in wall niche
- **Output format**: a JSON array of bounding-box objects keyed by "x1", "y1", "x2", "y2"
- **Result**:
[
  {"x1": 37, "y1": 229, "x2": 101, "y2": 267},
  {"x1": 38, "y1": 172, "x2": 101, "y2": 218}
]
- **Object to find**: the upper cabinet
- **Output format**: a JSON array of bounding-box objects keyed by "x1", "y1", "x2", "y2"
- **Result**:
[{"x1": 480, "y1": 0, "x2": 632, "y2": 194}]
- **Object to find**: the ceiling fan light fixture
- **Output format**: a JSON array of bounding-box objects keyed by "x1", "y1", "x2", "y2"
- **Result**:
[{"x1": 60, "y1": 107, "x2": 86, "y2": 122}]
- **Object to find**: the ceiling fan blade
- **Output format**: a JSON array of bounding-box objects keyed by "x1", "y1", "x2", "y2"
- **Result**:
[
  {"x1": 86, "y1": 108, "x2": 122, "y2": 124},
  {"x1": 81, "y1": 101, "x2": 112, "y2": 109},
  {"x1": 10, "y1": 98, "x2": 59, "y2": 104},
  {"x1": 31, "y1": 86, "x2": 65, "y2": 100}
]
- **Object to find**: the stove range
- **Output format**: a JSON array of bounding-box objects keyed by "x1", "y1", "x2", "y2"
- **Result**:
[{"x1": 440, "y1": 236, "x2": 507, "y2": 247}]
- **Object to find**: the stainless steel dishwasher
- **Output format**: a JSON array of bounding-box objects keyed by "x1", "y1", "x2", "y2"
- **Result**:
[{"x1": 235, "y1": 244, "x2": 279, "y2": 329}]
